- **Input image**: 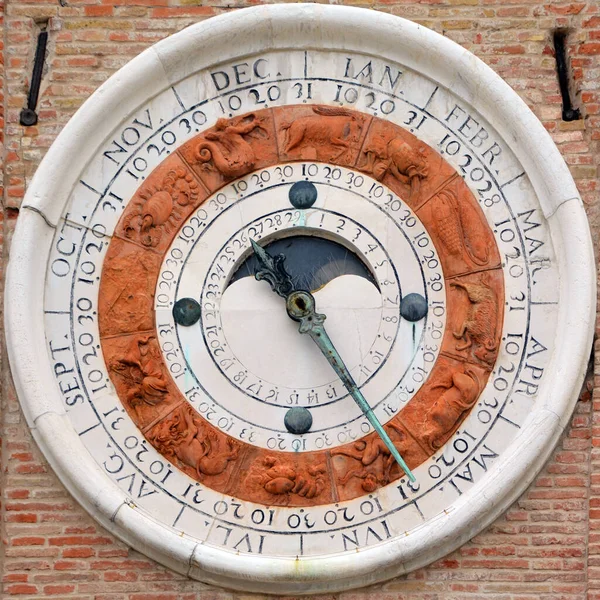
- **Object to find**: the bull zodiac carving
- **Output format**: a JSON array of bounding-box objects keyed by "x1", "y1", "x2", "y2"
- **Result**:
[{"x1": 451, "y1": 274, "x2": 499, "y2": 365}]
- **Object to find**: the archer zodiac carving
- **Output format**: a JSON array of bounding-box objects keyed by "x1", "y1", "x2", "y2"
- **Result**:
[
  {"x1": 148, "y1": 405, "x2": 240, "y2": 479},
  {"x1": 109, "y1": 335, "x2": 168, "y2": 420},
  {"x1": 122, "y1": 167, "x2": 200, "y2": 248},
  {"x1": 362, "y1": 136, "x2": 428, "y2": 197},
  {"x1": 195, "y1": 113, "x2": 268, "y2": 178},
  {"x1": 451, "y1": 273, "x2": 499, "y2": 365},
  {"x1": 332, "y1": 423, "x2": 417, "y2": 492},
  {"x1": 279, "y1": 105, "x2": 365, "y2": 163},
  {"x1": 258, "y1": 456, "x2": 327, "y2": 503},
  {"x1": 432, "y1": 188, "x2": 490, "y2": 267},
  {"x1": 421, "y1": 366, "x2": 482, "y2": 451}
]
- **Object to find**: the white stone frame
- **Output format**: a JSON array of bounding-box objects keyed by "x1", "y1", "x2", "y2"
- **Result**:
[{"x1": 5, "y1": 4, "x2": 595, "y2": 594}]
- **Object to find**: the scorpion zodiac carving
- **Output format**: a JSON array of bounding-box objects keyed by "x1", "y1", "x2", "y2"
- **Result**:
[{"x1": 122, "y1": 167, "x2": 200, "y2": 248}]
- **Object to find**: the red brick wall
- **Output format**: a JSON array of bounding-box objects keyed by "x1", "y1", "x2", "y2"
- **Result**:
[{"x1": 1, "y1": 1, "x2": 599, "y2": 598}]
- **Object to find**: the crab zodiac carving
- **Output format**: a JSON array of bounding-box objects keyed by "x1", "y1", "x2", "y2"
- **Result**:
[
  {"x1": 259, "y1": 457, "x2": 327, "y2": 504},
  {"x1": 123, "y1": 167, "x2": 200, "y2": 248}
]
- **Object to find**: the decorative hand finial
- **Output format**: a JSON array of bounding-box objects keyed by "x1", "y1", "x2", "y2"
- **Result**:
[{"x1": 250, "y1": 239, "x2": 294, "y2": 299}]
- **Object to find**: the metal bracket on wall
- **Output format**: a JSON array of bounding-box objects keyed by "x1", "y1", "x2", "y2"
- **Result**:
[
  {"x1": 20, "y1": 28, "x2": 48, "y2": 127},
  {"x1": 553, "y1": 30, "x2": 581, "y2": 122}
]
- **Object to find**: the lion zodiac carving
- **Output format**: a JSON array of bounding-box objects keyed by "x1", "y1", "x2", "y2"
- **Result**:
[{"x1": 148, "y1": 405, "x2": 240, "y2": 479}]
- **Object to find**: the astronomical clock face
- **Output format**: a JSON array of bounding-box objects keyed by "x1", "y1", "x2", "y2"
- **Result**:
[{"x1": 7, "y1": 5, "x2": 595, "y2": 594}]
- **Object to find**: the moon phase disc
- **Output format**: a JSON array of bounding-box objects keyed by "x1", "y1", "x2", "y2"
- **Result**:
[{"x1": 173, "y1": 298, "x2": 202, "y2": 326}]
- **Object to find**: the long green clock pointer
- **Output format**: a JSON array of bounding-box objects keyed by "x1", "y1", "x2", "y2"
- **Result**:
[{"x1": 250, "y1": 239, "x2": 416, "y2": 483}]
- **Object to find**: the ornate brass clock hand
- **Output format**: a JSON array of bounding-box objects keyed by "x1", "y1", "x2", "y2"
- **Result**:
[
  {"x1": 286, "y1": 290, "x2": 416, "y2": 483},
  {"x1": 250, "y1": 239, "x2": 416, "y2": 482},
  {"x1": 250, "y1": 238, "x2": 294, "y2": 298}
]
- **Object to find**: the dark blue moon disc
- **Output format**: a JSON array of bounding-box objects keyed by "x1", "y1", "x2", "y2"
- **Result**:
[
  {"x1": 173, "y1": 297, "x2": 202, "y2": 327},
  {"x1": 400, "y1": 293, "x2": 428, "y2": 322},
  {"x1": 284, "y1": 406, "x2": 313, "y2": 435},
  {"x1": 289, "y1": 181, "x2": 318, "y2": 209}
]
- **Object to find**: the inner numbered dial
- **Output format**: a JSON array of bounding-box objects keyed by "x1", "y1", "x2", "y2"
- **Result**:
[{"x1": 156, "y1": 163, "x2": 446, "y2": 452}]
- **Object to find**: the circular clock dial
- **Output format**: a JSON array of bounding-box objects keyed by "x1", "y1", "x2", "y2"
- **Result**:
[
  {"x1": 158, "y1": 163, "x2": 442, "y2": 451},
  {"x1": 7, "y1": 5, "x2": 594, "y2": 594}
]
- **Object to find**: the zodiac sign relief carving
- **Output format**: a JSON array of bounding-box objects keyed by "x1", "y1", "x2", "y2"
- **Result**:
[
  {"x1": 332, "y1": 424, "x2": 426, "y2": 498},
  {"x1": 420, "y1": 365, "x2": 484, "y2": 451},
  {"x1": 99, "y1": 239, "x2": 160, "y2": 337},
  {"x1": 236, "y1": 452, "x2": 331, "y2": 506},
  {"x1": 108, "y1": 335, "x2": 169, "y2": 421},
  {"x1": 357, "y1": 118, "x2": 433, "y2": 202},
  {"x1": 277, "y1": 105, "x2": 366, "y2": 164},
  {"x1": 121, "y1": 166, "x2": 201, "y2": 249},
  {"x1": 258, "y1": 457, "x2": 326, "y2": 504},
  {"x1": 194, "y1": 113, "x2": 268, "y2": 179},
  {"x1": 362, "y1": 136, "x2": 428, "y2": 196},
  {"x1": 147, "y1": 405, "x2": 240, "y2": 480},
  {"x1": 450, "y1": 273, "x2": 500, "y2": 366},
  {"x1": 431, "y1": 187, "x2": 491, "y2": 272}
]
